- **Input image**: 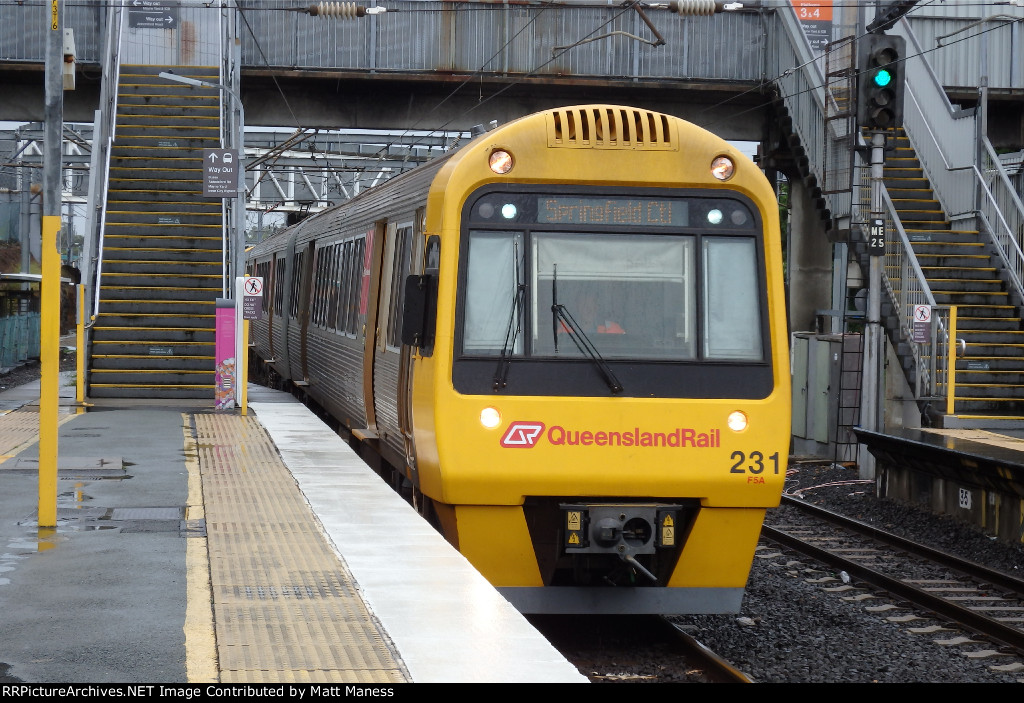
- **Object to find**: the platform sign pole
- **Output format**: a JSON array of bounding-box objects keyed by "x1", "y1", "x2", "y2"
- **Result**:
[
  {"x1": 240, "y1": 275, "x2": 263, "y2": 416},
  {"x1": 38, "y1": 0, "x2": 64, "y2": 529},
  {"x1": 859, "y1": 131, "x2": 886, "y2": 481},
  {"x1": 235, "y1": 276, "x2": 244, "y2": 413},
  {"x1": 76, "y1": 284, "x2": 85, "y2": 404}
]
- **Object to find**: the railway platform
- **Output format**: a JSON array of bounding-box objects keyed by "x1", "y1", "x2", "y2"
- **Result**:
[
  {"x1": 855, "y1": 426, "x2": 1024, "y2": 543},
  {"x1": 0, "y1": 374, "x2": 588, "y2": 684}
]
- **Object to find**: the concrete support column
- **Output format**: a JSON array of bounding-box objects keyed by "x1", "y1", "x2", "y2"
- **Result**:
[{"x1": 787, "y1": 180, "x2": 832, "y2": 334}]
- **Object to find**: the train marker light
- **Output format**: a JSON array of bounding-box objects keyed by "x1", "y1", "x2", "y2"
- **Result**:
[
  {"x1": 710, "y1": 155, "x2": 734, "y2": 180},
  {"x1": 489, "y1": 149, "x2": 514, "y2": 174},
  {"x1": 727, "y1": 410, "x2": 748, "y2": 432},
  {"x1": 480, "y1": 406, "x2": 502, "y2": 429},
  {"x1": 500, "y1": 203, "x2": 518, "y2": 219},
  {"x1": 707, "y1": 208, "x2": 724, "y2": 225}
]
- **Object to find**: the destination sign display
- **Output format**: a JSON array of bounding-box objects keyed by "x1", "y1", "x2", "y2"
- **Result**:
[{"x1": 538, "y1": 197, "x2": 688, "y2": 227}]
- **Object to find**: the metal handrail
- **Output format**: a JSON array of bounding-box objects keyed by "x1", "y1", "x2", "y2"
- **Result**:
[
  {"x1": 85, "y1": 1, "x2": 125, "y2": 327},
  {"x1": 978, "y1": 141, "x2": 1024, "y2": 302}
]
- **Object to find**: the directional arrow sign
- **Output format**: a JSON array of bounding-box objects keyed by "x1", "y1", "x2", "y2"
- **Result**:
[
  {"x1": 203, "y1": 149, "x2": 240, "y2": 198},
  {"x1": 128, "y1": 3, "x2": 178, "y2": 29}
]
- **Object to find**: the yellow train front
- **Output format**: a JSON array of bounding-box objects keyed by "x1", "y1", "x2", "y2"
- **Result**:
[{"x1": 403, "y1": 106, "x2": 790, "y2": 614}]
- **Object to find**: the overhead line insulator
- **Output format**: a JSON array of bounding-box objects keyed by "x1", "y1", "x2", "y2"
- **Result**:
[
  {"x1": 304, "y1": 2, "x2": 392, "y2": 18},
  {"x1": 669, "y1": 0, "x2": 720, "y2": 16}
]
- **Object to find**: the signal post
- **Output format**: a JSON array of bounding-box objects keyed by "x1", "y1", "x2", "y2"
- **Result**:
[{"x1": 856, "y1": 26, "x2": 905, "y2": 479}]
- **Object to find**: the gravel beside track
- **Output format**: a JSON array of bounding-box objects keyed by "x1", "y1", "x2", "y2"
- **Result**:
[{"x1": 672, "y1": 462, "x2": 1024, "y2": 684}]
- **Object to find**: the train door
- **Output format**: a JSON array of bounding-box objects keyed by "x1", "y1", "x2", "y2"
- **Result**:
[
  {"x1": 396, "y1": 209, "x2": 427, "y2": 469},
  {"x1": 360, "y1": 221, "x2": 387, "y2": 434},
  {"x1": 278, "y1": 233, "x2": 296, "y2": 375},
  {"x1": 267, "y1": 252, "x2": 278, "y2": 360},
  {"x1": 365, "y1": 220, "x2": 413, "y2": 465}
]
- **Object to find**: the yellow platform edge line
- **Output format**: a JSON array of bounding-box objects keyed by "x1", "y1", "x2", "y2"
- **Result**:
[{"x1": 182, "y1": 413, "x2": 219, "y2": 683}]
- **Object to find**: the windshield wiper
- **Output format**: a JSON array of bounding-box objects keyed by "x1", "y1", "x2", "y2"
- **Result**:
[
  {"x1": 550, "y1": 267, "x2": 624, "y2": 394},
  {"x1": 493, "y1": 241, "x2": 524, "y2": 391}
]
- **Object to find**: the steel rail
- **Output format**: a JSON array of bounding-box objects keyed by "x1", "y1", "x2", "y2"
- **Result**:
[
  {"x1": 780, "y1": 496, "x2": 1024, "y2": 595},
  {"x1": 764, "y1": 502, "x2": 1024, "y2": 655},
  {"x1": 659, "y1": 618, "x2": 754, "y2": 683}
]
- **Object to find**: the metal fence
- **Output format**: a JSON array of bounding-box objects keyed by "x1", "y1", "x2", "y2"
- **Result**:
[{"x1": 0, "y1": 308, "x2": 39, "y2": 370}]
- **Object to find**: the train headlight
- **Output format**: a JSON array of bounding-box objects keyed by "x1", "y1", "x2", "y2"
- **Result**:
[
  {"x1": 489, "y1": 149, "x2": 514, "y2": 175},
  {"x1": 480, "y1": 406, "x2": 502, "y2": 429},
  {"x1": 711, "y1": 155, "x2": 734, "y2": 181},
  {"x1": 727, "y1": 410, "x2": 748, "y2": 432}
]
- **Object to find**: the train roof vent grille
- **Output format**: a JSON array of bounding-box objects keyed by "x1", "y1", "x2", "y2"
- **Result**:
[{"x1": 547, "y1": 107, "x2": 676, "y2": 150}]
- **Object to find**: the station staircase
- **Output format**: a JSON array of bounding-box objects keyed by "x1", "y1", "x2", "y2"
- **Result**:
[
  {"x1": 881, "y1": 129, "x2": 1024, "y2": 424},
  {"x1": 88, "y1": 65, "x2": 223, "y2": 399}
]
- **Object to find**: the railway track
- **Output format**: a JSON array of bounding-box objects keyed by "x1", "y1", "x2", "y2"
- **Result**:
[
  {"x1": 762, "y1": 497, "x2": 1024, "y2": 675},
  {"x1": 528, "y1": 615, "x2": 752, "y2": 682}
]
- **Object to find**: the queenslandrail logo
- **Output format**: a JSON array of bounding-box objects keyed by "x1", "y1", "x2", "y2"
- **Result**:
[
  {"x1": 500, "y1": 421, "x2": 721, "y2": 449},
  {"x1": 500, "y1": 422, "x2": 546, "y2": 448}
]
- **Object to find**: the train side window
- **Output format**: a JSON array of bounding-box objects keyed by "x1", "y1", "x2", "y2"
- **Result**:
[
  {"x1": 274, "y1": 257, "x2": 285, "y2": 312},
  {"x1": 317, "y1": 247, "x2": 329, "y2": 327},
  {"x1": 311, "y1": 248, "x2": 324, "y2": 327},
  {"x1": 327, "y1": 243, "x2": 340, "y2": 330},
  {"x1": 289, "y1": 251, "x2": 304, "y2": 319},
  {"x1": 337, "y1": 240, "x2": 354, "y2": 335},
  {"x1": 263, "y1": 261, "x2": 272, "y2": 314},
  {"x1": 385, "y1": 225, "x2": 413, "y2": 350},
  {"x1": 349, "y1": 237, "x2": 366, "y2": 335}
]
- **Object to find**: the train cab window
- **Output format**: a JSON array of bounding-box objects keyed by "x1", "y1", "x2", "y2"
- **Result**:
[
  {"x1": 531, "y1": 232, "x2": 695, "y2": 360},
  {"x1": 463, "y1": 231, "x2": 524, "y2": 354},
  {"x1": 702, "y1": 237, "x2": 762, "y2": 360}
]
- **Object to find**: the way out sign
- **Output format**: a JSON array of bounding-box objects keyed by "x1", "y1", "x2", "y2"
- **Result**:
[
  {"x1": 243, "y1": 276, "x2": 263, "y2": 321},
  {"x1": 912, "y1": 304, "x2": 931, "y2": 344},
  {"x1": 203, "y1": 149, "x2": 239, "y2": 197}
]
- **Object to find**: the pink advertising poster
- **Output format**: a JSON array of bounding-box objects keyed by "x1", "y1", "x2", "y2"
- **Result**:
[{"x1": 215, "y1": 299, "x2": 236, "y2": 409}]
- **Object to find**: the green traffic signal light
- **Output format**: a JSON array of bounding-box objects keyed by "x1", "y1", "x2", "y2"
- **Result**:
[{"x1": 858, "y1": 33, "x2": 906, "y2": 129}]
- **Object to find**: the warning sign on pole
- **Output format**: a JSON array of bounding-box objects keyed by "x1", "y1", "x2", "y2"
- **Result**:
[
  {"x1": 243, "y1": 276, "x2": 263, "y2": 321},
  {"x1": 912, "y1": 304, "x2": 931, "y2": 344}
]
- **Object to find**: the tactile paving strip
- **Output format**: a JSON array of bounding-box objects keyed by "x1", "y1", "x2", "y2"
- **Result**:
[
  {"x1": 191, "y1": 412, "x2": 408, "y2": 683},
  {"x1": 0, "y1": 407, "x2": 79, "y2": 464}
]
